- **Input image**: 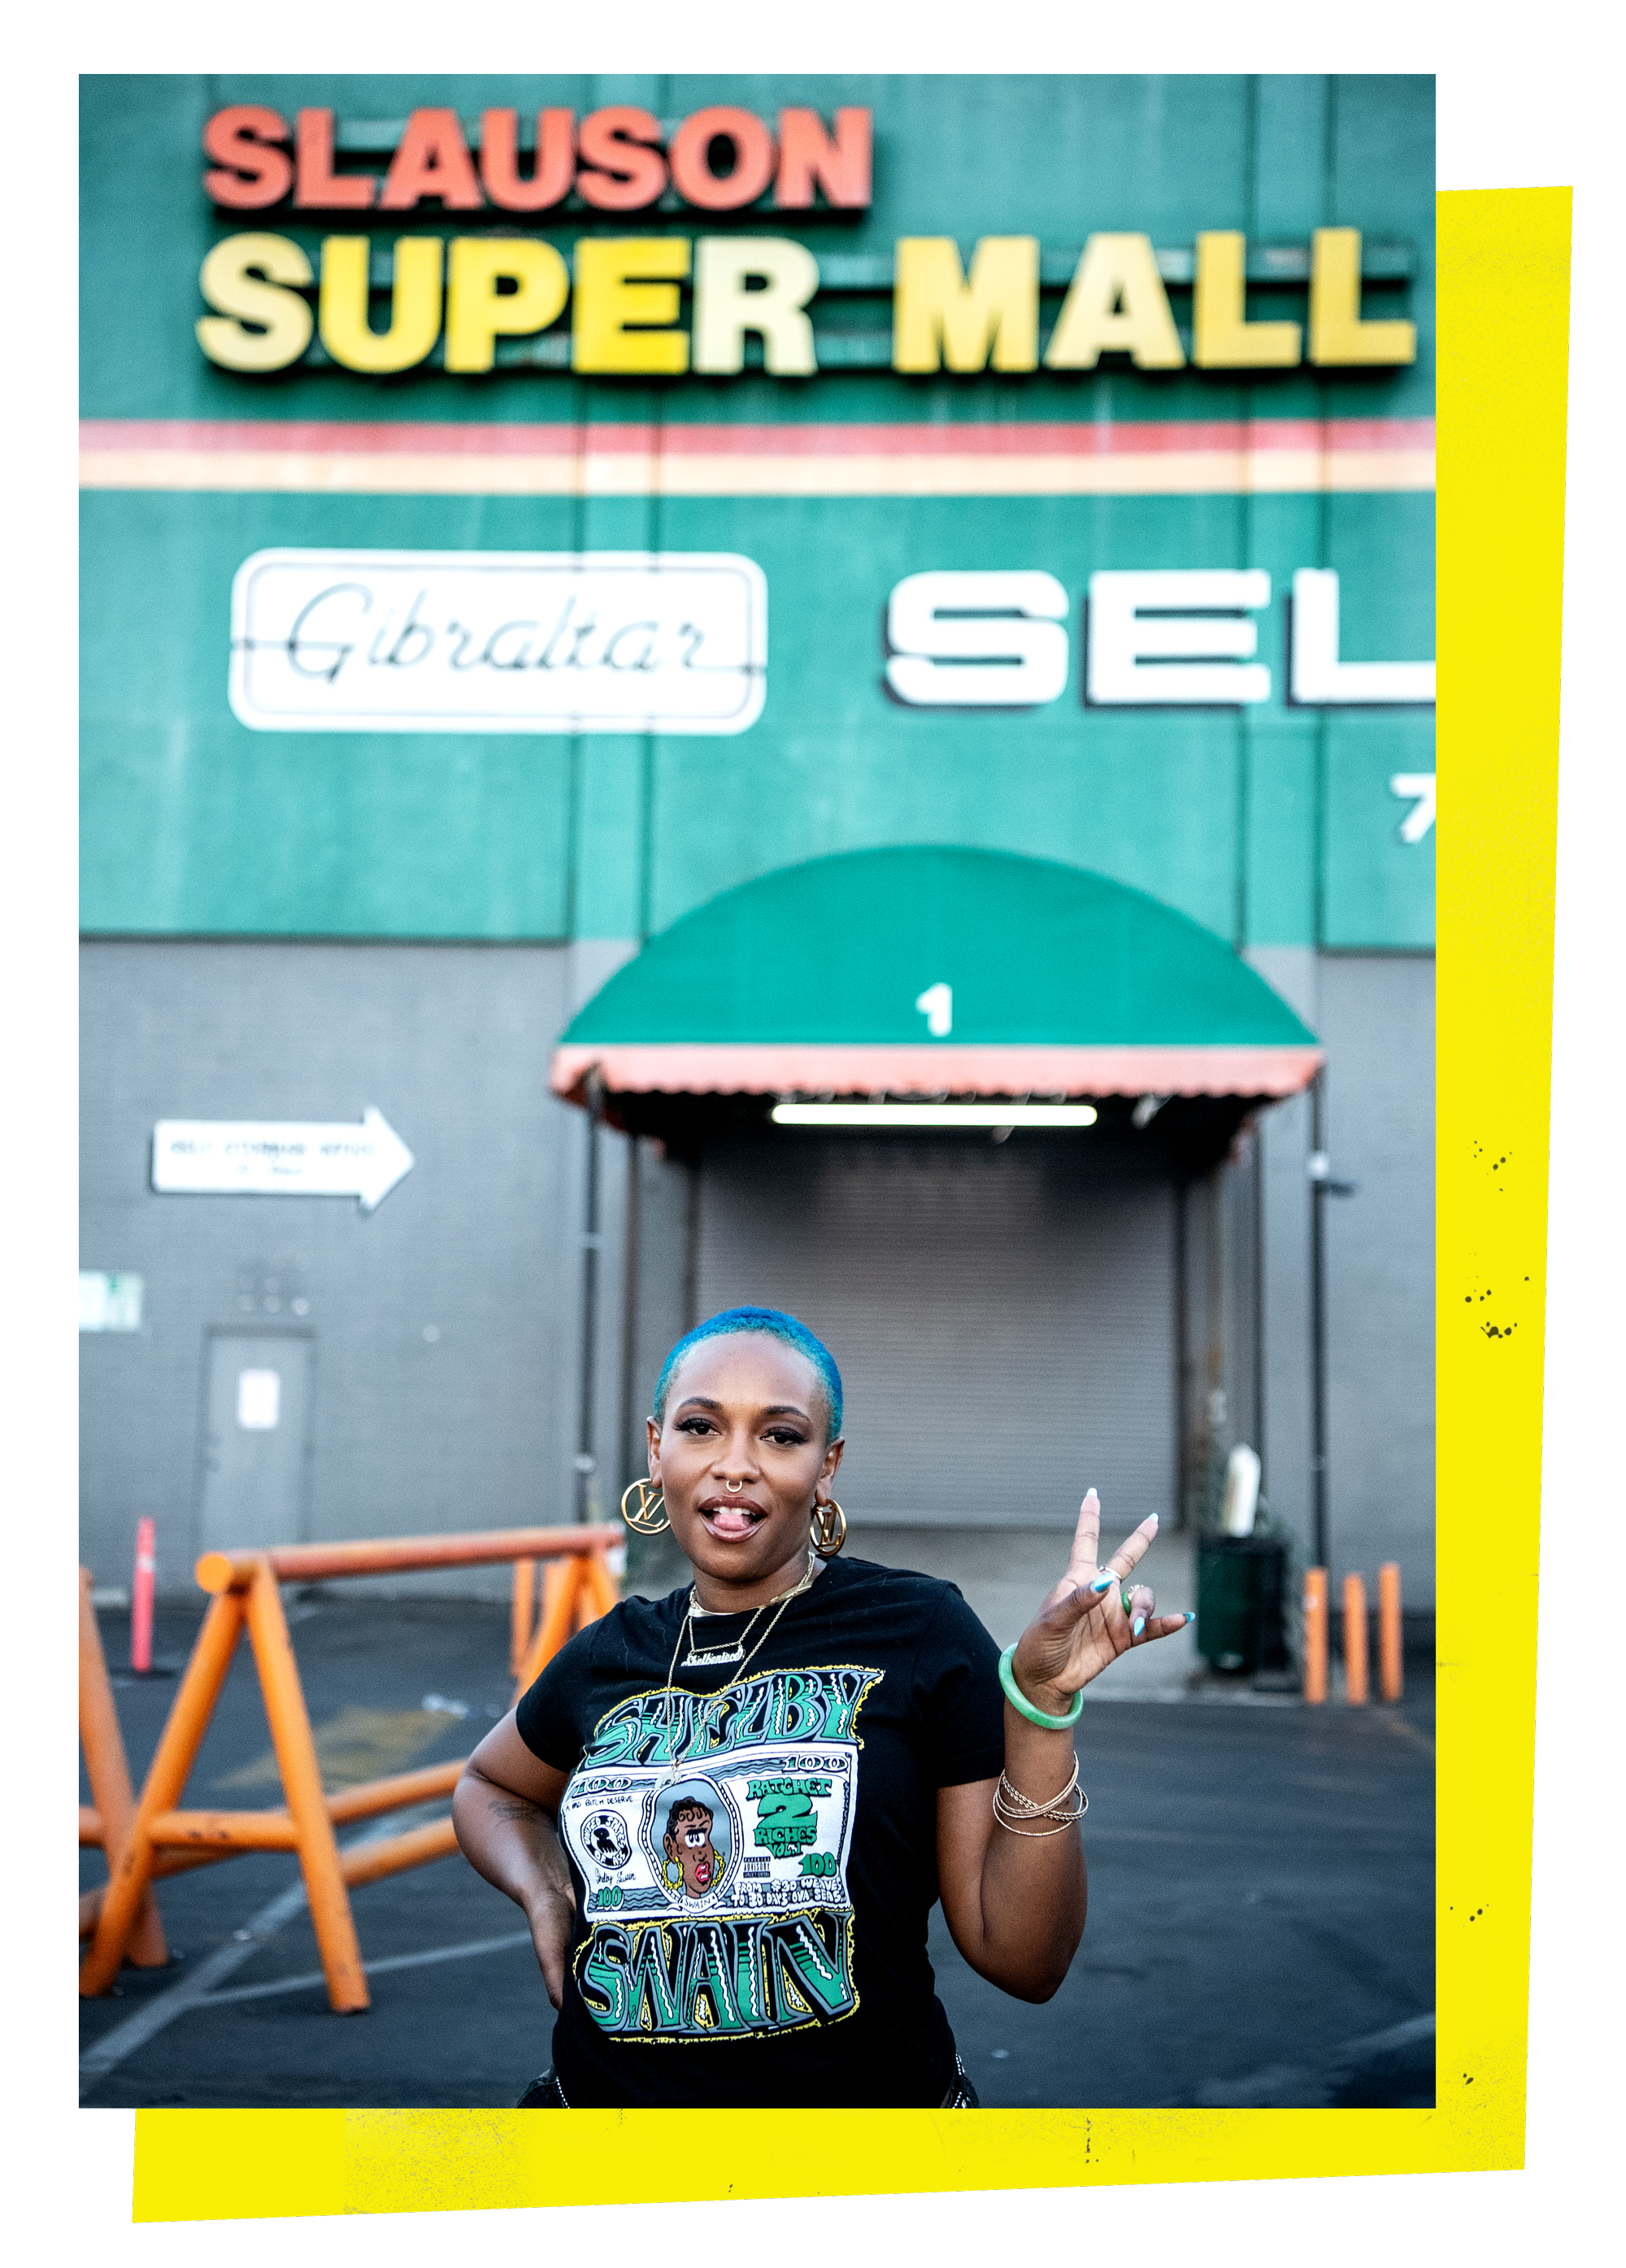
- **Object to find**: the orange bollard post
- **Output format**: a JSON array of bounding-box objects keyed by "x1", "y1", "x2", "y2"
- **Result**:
[
  {"x1": 242, "y1": 1562, "x2": 370, "y2": 2013},
  {"x1": 81, "y1": 1587, "x2": 246, "y2": 1995},
  {"x1": 510, "y1": 1558, "x2": 536, "y2": 1678},
  {"x1": 1302, "y1": 1568, "x2": 1328, "y2": 1704},
  {"x1": 1343, "y1": 1572, "x2": 1370, "y2": 1705},
  {"x1": 1379, "y1": 1562, "x2": 1403, "y2": 1702},
  {"x1": 79, "y1": 1570, "x2": 167, "y2": 1967}
]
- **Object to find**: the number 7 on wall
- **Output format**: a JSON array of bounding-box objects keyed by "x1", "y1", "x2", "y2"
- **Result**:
[{"x1": 1389, "y1": 772, "x2": 1437, "y2": 842}]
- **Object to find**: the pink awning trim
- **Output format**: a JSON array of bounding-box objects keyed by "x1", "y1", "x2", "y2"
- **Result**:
[{"x1": 550, "y1": 1042, "x2": 1324, "y2": 1103}]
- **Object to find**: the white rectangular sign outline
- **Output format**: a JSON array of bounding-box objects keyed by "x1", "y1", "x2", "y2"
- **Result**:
[
  {"x1": 150, "y1": 1109, "x2": 414, "y2": 1213},
  {"x1": 228, "y1": 548, "x2": 767, "y2": 736}
]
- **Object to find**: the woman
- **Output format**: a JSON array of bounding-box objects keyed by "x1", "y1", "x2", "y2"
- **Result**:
[{"x1": 453, "y1": 1305, "x2": 1190, "y2": 2107}]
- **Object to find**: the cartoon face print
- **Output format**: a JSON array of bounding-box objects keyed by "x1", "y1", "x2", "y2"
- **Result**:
[{"x1": 663, "y1": 1795, "x2": 722, "y2": 1899}]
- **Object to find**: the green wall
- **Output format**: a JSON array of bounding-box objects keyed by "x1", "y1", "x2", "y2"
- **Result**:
[{"x1": 80, "y1": 74, "x2": 1435, "y2": 951}]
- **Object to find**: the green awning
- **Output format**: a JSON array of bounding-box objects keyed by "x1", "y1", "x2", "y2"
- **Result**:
[{"x1": 552, "y1": 847, "x2": 1321, "y2": 1102}]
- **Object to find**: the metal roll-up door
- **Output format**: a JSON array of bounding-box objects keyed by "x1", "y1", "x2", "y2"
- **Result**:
[{"x1": 694, "y1": 1136, "x2": 1176, "y2": 1530}]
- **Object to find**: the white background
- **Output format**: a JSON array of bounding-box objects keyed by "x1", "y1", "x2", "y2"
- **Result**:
[{"x1": 13, "y1": 7, "x2": 1619, "y2": 2262}]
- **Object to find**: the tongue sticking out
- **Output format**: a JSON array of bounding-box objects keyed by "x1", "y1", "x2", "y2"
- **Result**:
[{"x1": 706, "y1": 1508, "x2": 759, "y2": 1540}]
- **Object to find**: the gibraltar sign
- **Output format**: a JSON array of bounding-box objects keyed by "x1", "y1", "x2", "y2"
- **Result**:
[{"x1": 229, "y1": 549, "x2": 767, "y2": 733}]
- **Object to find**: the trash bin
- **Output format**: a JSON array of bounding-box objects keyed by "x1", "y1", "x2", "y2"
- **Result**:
[{"x1": 1195, "y1": 1535, "x2": 1289, "y2": 1675}]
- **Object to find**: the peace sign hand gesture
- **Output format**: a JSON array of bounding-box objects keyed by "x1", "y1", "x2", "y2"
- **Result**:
[{"x1": 1008, "y1": 1490, "x2": 1193, "y2": 1714}]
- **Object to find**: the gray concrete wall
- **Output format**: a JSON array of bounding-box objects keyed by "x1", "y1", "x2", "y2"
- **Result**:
[
  {"x1": 80, "y1": 939, "x2": 1433, "y2": 1620},
  {"x1": 80, "y1": 939, "x2": 621, "y2": 1597},
  {"x1": 1246, "y1": 948, "x2": 1434, "y2": 1610},
  {"x1": 1317, "y1": 954, "x2": 1436, "y2": 1604}
]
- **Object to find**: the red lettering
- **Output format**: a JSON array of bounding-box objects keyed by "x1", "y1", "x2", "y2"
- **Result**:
[
  {"x1": 480, "y1": 107, "x2": 575, "y2": 211},
  {"x1": 378, "y1": 106, "x2": 485, "y2": 211},
  {"x1": 774, "y1": 107, "x2": 872, "y2": 210},
  {"x1": 667, "y1": 106, "x2": 775, "y2": 211},
  {"x1": 575, "y1": 106, "x2": 667, "y2": 211},
  {"x1": 202, "y1": 105, "x2": 293, "y2": 209},
  {"x1": 294, "y1": 107, "x2": 376, "y2": 209}
]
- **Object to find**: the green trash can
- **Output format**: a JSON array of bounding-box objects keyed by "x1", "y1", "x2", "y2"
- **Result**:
[{"x1": 1195, "y1": 1535, "x2": 1289, "y2": 1675}]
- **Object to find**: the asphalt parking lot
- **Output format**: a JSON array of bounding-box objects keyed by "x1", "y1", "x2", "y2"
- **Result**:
[{"x1": 80, "y1": 1589, "x2": 1434, "y2": 2109}]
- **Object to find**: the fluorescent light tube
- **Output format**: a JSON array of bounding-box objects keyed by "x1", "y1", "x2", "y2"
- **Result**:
[{"x1": 770, "y1": 1102, "x2": 1098, "y2": 1128}]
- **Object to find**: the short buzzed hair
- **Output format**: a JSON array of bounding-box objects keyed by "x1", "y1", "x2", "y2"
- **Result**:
[{"x1": 653, "y1": 1306, "x2": 844, "y2": 1441}]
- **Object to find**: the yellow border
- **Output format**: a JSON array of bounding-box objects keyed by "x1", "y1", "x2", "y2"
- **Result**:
[{"x1": 126, "y1": 184, "x2": 1571, "y2": 2220}]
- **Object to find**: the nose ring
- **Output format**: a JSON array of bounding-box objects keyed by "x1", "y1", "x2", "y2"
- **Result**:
[{"x1": 725, "y1": 1479, "x2": 743, "y2": 1492}]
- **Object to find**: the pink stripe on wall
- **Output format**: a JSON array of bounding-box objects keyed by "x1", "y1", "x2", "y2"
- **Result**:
[{"x1": 80, "y1": 415, "x2": 1433, "y2": 460}]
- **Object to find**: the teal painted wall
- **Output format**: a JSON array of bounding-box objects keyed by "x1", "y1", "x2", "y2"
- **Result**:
[{"x1": 80, "y1": 74, "x2": 1434, "y2": 950}]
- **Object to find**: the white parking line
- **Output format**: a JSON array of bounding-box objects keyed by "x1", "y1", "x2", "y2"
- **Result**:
[
  {"x1": 80, "y1": 1870, "x2": 316, "y2": 2091},
  {"x1": 78, "y1": 1804, "x2": 452, "y2": 2094},
  {"x1": 197, "y1": 1928, "x2": 533, "y2": 2006}
]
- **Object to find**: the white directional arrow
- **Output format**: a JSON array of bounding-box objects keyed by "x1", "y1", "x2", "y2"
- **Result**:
[{"x1": 151, "y1": 1107, "x2": 415, "y2": 1213}]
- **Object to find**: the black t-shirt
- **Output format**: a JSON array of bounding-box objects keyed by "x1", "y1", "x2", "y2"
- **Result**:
[{"x1": 514, "y1": 1553, "x2": 1005, "y2": 2107}]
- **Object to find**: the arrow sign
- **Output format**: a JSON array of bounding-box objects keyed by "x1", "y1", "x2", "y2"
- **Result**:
[{"x1": 151, "y1": 1108, "x2": 415, "y2": 1213}]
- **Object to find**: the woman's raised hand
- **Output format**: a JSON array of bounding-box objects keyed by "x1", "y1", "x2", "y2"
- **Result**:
[{"x1": 1008, "y1": 1489, "x2": 1192, "y2": 1712}]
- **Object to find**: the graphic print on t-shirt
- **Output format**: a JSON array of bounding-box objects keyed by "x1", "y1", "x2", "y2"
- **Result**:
[{"x1": 558, "y1": 1663, "x2": 882, "y2": 2043}]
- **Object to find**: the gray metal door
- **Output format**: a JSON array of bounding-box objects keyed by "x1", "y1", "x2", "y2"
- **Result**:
[
  {"x1": 695, "y1": 1137, "x2": 1175, "y2": 1531},
  {"x1": 198, "y1": 1332, "x2": 314, "y2": 1554}
]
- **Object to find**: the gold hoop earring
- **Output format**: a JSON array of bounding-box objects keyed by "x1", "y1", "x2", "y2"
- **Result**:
[
  {"x1": 810, "y1": 1498, "x2": 846, "y2": 1559},
  {"x1": 621, "y1": 1478, "x2": 669, "y2": 1536}
]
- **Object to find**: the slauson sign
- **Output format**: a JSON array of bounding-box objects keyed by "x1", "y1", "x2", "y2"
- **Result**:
[{"x1": 195, "y1": 102, "x2": 1418, "y2": 380}]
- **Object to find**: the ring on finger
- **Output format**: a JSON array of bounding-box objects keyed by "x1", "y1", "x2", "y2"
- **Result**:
[{"x1": 1121, "y1": 1589, "x2": 1133, "y2": 1614}]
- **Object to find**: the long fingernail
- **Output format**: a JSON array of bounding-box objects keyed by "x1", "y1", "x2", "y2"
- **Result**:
[
  {"x1": 1089, "y1": 1575, "x2": 1113, "y2": 1594},
  {"x1": 1184, "y1": 1611, "x2": 1196, "y2": 1625},
  {"x1": 1146, "y1": 1514, "x2": 1159, "y2": 1529},
  {"x1": 1132, "y1": 1615, "x2": 1146, "y2": 1639}
]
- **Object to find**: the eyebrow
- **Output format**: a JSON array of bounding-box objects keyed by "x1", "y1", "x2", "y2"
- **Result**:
[{"x1": 673, "y1": 1397, "x2": 813, "y2": 1421}]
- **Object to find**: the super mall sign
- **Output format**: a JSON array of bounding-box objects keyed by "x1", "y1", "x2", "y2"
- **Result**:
[{"x1": 195, "y1": 102, "x2": 1417, "y2": 379}]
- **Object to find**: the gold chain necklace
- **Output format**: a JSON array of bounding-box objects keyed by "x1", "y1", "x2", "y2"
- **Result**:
[
  {"x1": 658, "y1": 1549, "x2": 820, "y2": 1787},
  {"x1": 680, "y1": 1551, "x2": 818, "y2": 1666}
]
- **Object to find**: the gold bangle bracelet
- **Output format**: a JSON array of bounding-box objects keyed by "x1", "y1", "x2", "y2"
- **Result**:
[{"x1": 992, "y1": 1758, "x2": 1089, "y2": 1836}]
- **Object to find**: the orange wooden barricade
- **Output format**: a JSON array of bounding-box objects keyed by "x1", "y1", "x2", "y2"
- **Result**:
[
  {"x1": 79, "y1": 1523, "x2": 620, "y2": 2011},
  {"x1": 507, "y1": 1549, "x2": 615, "y2": 1679},
  {"x1": 79, "y1": 1569, "x2": 168, "y2": 1962}
]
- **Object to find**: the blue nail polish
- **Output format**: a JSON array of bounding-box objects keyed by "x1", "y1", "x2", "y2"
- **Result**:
[
  {"x1": 1184, "y1": 1611, "x2": 1197, "y2": 1625},
  {"x1": 1089, "y1": 1575, "x2": 1113, "y2": 1593},
  {"x1": 1132, "y1": 1615, "x2": 1146, "y2": 1639}
]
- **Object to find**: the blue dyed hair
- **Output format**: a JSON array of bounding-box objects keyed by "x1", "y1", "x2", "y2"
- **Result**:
[{"x1": 653, "y1": 1307, "x2": 844, "y2": 1440}]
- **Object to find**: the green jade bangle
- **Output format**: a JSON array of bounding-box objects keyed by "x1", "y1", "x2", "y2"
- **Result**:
[{"x1": 998, "y1": 1643, "x2": 1085, "y2": 1730}]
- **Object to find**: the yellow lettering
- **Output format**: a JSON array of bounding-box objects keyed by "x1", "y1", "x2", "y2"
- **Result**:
[
  {"x1": 572, "y1": 238, "x2": 691, "y2": 376},
  {"x1": 319, "y1": 237, "x2": 443, "y2": 375},
  {"x1": 1044, "y1": 234, "x2": 1185, "y2": 371},
  {"x1": 446, "y1": 238, "x2": 570, "y2": 374},
  {"x1": 892, "y1": 237, "x2": 1038, "y2": 373},
  {"x1": 1193, "y1": 232, "x2": 1301, "y2": 368},
  {"x1": 195, "y1": 233, "x2": 313, "y2": 372},
  {"x1": 1309, "y1": 228, "x2": 1416, "y2": 365}
]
